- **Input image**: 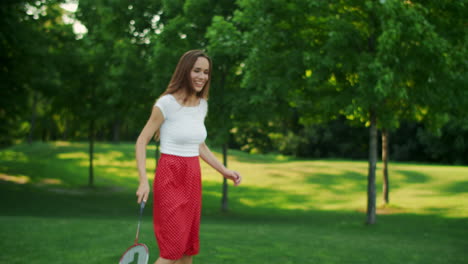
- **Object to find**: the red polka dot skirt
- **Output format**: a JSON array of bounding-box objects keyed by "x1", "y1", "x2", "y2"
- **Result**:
[{"x1": 153, "y1": 154, "x2": 202, "y2": 260}]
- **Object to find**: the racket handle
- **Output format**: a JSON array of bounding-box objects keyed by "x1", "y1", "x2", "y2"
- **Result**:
[{"x1": 135, "y1": 201, "x2": 146, "y2": 244}]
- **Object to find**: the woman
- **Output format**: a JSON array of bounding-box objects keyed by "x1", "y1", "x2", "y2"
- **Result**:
[{"x1": 135, "y1": 50, "x2": 242, "y2": 264}]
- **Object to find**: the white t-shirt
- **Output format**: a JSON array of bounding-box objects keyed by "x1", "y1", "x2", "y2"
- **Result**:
[{"x1": 155, "y1": 94, "x2": 208, "y2": 157}]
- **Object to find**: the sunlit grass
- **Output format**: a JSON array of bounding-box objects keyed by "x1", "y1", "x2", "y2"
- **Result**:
[{"x1": 0, "y1": 174, "x2": 30, "y2": 184}]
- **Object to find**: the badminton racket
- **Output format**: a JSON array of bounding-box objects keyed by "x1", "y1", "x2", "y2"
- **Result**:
[{"x1": 119, "y1": 201, "x2": 149, "y2": 264}]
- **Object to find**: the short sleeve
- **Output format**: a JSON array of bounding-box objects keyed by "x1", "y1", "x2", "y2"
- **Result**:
[
  {"x1": 201, "y1": 99, "x2": 208, "y2": 118},
  {"x1": 154, "y1": 95, "x2": 169, "y2": 119}
]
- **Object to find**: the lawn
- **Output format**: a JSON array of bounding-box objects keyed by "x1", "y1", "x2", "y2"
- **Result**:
[{"x1": 0, "y1": 141, "x2": 467, "y2": 264}]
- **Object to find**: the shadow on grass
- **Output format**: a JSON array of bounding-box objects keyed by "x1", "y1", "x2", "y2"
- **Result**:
[
  {"x1": 394, "y1": 169, "x2": 430, "y2": 184},
  {"x1": 305, "y1": 171, "x2": 366, "y2": 193},
  {"x1": 441, "y1": 180, "x2": 468, "y2": 194},
  {"x1": 0, "y1": 181, "x2": 140, "y2": 219}
]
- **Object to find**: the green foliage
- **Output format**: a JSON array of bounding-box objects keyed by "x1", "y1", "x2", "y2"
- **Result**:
[
  {"x1": 1, "y1": 0, "x2": 466, "y2": 167},
  {"x1": 233, "y1": 0, "x2": 307, "y2": 117},
  {"x1": 1, "y1": 0, "x2": 75, "y2": 145},
  {"x1": 205, "y1": 15, "x2": 244, "y2": 144}
]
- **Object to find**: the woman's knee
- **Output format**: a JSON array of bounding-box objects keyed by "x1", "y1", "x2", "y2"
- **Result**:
[
  {"x1": 175, "y1": 255, "x2": 192, "y2": 264},
  {"x1": 155, "y1": 257, "x2": 178, "y2": 264},
  {"x1": 156, "y1": 254, "x2": 192, "y2": 264}
]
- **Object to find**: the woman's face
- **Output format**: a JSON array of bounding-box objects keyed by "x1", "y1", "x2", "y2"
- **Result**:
[{"x1": 190, "y1": 57, "x2": 210, "y2": 92}]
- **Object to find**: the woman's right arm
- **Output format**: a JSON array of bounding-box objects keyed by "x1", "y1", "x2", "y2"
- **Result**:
[{"x1": 135, "y1": 106, "x2": 164, "y2": 204}]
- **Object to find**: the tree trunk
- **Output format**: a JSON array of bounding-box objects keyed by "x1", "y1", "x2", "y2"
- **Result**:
[
  {"x1": 221, "y1": 143, "x2": 229, "y2": 212},
  {"x1": 88, "y1": 118, "x2": 95, "y2": 187},
  {"x1": 382, "y1": 129, "x2": 389, "y2": 204},
  {"x1": 366, "y1": 110, "x2": 377, "y2": 225},
  {"x1": 28, "y1": 91, "x2": 39, "y2": 144},
  {"x1": 62, "y1": 119, "x2": 68, "y2": 140},
  {"x1": 113, "y1": 119, "x2": 121, "y2": 143},
  {"x1": 219, "y1": 66, "x2": 229, "y2": 212},
  {"x1": 41, "y1": 119, "x2": 49, "y2": 142},
  {"x1": 155, "y1": 140, "x2": 160, "y2": 167}
]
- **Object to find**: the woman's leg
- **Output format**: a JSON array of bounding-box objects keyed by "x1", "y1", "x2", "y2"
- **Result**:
[
  {"x1": 154, "y1": 255, "x2": 192, "y2": 264},
  {"x1": 174, "y1": 255, "x2": 192, "y2": 264},
  {"x1": 155, "y1": 257, "x2": 178, "y2": 264}
]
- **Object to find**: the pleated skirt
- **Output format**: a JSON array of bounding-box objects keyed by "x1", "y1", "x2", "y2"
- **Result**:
[{"x1": 153, "y1": 154, "x2": 202, "y2": 260}]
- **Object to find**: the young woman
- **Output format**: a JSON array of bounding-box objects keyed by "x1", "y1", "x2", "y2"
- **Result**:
[{"x1": 135, "y1": 50, "x2": 242, "y2": 264}]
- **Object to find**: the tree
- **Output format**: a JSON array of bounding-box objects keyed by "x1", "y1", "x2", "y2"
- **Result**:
[
  {"x1": 304, "y1": 0, "x2": 466, "y2": 223},
  {"x1": 229, "y1": 0, "x2": 466, "y2": 224},
  {"x1": 206, "y1": 15, "x2": 244, "y2": 211}
]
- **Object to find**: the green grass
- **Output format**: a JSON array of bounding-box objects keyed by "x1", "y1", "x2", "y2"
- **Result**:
[{"x1": 0, "y1": 141, "x2": 467, "y2": 264}]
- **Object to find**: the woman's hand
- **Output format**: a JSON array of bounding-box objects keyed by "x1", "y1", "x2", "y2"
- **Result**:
[
  {"x1": 136, "y1": 181, "x2": 150, "y2": 203},
  {"x1": 223, "y1": 169, "x2": 242, "y2": 186},
  {"x1": 199, "y1": 143, "x2": 243, "y2": 186}
]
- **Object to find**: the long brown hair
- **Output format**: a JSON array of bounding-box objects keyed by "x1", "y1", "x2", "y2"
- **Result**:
[{"x1": 161, "y1": 50, "x2": 212, "y2": 103}]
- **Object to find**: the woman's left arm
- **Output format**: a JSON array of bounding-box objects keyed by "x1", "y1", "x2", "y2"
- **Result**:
[{"x1": 199, "y1": 142, "x2": 242, "y2": 186}]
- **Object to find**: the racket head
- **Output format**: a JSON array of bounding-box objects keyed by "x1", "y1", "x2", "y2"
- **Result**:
[{"x1": 119, "y1": 243, "x2": 149, "y2": 264}]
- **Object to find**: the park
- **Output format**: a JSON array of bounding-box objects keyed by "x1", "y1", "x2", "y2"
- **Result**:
[{"x1": 1, "y1": 0, "x2": 467, "y2": 263}]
